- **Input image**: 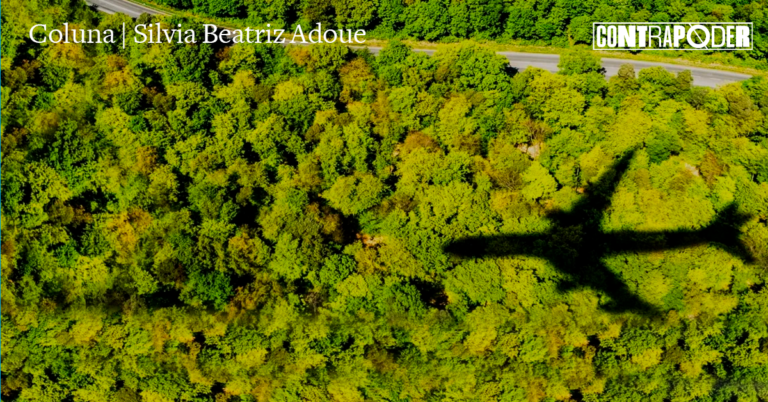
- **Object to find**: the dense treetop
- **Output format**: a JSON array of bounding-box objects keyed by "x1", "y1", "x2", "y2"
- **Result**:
[
  {"x1": 2, "y1": 1, "x2": 768, "y2": 401},
  {"x1": 143, "y1": 0, "x2": 768, "y2": 67}
]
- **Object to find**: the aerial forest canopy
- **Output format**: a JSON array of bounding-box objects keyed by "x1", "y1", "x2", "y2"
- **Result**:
[
  {"x1": 2, "y1": 0, "x2": 768, "y2": 401},
  {"x1": 145, "y1": 0, "x2": 768, "y2": 67}
]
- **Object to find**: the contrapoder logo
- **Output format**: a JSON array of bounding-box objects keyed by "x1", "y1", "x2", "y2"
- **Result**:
[{"x1": 593, "y1": 22, "x2": 753, "y2": 50}]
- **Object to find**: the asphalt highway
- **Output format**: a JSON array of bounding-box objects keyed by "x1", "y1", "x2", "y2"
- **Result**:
[
  {"x1": 85, "y1": 0, "x2": 754, "y2": 87},
  {"x1": 85, "y1": 0, "x2": 169, "y2": 16}
]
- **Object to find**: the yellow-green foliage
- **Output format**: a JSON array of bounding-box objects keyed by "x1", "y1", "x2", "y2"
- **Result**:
[{"x1": 2, "y1": 3, "x2": 768, "y2": 402}]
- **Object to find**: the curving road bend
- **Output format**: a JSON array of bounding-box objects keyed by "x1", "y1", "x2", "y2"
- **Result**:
[{"x1": 85, "y1": 0, "x2": 754, "y2": 88}]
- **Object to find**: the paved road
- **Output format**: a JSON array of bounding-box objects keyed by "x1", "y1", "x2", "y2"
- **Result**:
[
  {"x1": 85, "y1": 0, "x2": 168, "y2": 16},
  {"x1": 85, "y1": 0, "x2": 753, "y2": 87}
]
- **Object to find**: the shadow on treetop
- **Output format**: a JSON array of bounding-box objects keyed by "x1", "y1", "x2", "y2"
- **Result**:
[{"x1": 443, "y1": 149, "x2": 755, "y2": 315}]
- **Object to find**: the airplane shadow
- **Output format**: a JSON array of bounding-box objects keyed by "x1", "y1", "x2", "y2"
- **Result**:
[{"x1": 443, "y1": 150, "x2": 754, "y2": 315}]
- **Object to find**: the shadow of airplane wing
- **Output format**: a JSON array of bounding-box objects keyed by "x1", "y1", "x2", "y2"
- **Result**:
[
  {"x1": 554, "y1": 259, "x2": 659, "y2": 315},
  {"x1": 546, "y1": 149, "x2": 637, "y2": 227}
]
